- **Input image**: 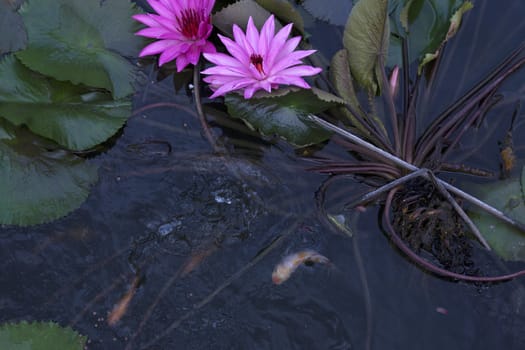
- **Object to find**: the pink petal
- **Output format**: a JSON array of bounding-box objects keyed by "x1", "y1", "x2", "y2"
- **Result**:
[
  {"x1": 159, "y1": 0, "x2": 178, "y2": 12},
  {"x1": 135, "y1": 27, "x2": 183, "y2": 40},
  {"x1": 186, "y1": 44, "x2": 202, "y2": 65},
  {"x1": 209, "y1": 78, "x2": 255, "y2": 98},
  {"x1": 133, "y1": 13, "x2": 177, "y2": 33},
  {"x1": 150, "y1": 15, "x2": 179, "y2": 32},
  {"x1": 245, "y1": 17, "x2": 260, "y2": 52},
  {"x1": 265, "y1": 23, "x2": 293, "y2": 69},
  {"x1": 244, "y1": 86, "x2": 258, "y2": 99},
  {"x1": 198, "y1": 21, "x2": 213, "y2": 39},
  {"x1": 259, "y1": 79, "x2": 272, "y2": 93},
  {"x1": 159, "y1": 45, "x2": 185, "y2": 65},
  {"x1": 201, "y1": 41, "x2": 216, "y2": 54},
  {"x1": 148, "y1": 0, "x2": 173, "y2": 18},
  {"x1": 201, "y1": 65, "x2": 249, "y2": 77},
  {"x1": 135, "y1": 27, "x2": 168, "y2": 38},
  {"x1": 132, "y1": 13, "x2": 161, "y2": 27},
  {"x1": 233, "y1": 23, "x2": 255, "y2": 55},
  {"x1": 280, "y1": 65, "x2": 322, "y2": 77},
  {"x1": 269, "y1": 75, "x2": 310, "y2": 89},
  {"x1": 203, "y1": 0, "x2": 215, "y2": 13},
  {"x1": 278, "y1": 36, "x2": 301, "y2": 57},
  {"x1": 258, "y1": 15, "x2": 275, "y2": 57},
  {"x1": 218, "y1": 35, "x2": 250, "y2": 64},
  {"x1": 175, "y1": 55, "x2": 190, "y2": 71},
  {"x1": 203, "y1": 52, "x2": 241, "y2": 68},
  {"x1": 139, "y1": 40, "x2": 174, "y2": 56},
  {"x1": 269, "y1": 50, "x2": 317, "y2": 74}
]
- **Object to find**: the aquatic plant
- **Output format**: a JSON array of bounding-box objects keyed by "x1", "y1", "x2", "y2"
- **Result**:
[
  {"x1": 192, "y1": 0, "x2": 525, "y2": 282},
  {"x1": 306, "y1": 0, "x2": 525, "y2": 281},
  {"x1": 0, "y1": 0, "x2": 144, "y2": 225}
]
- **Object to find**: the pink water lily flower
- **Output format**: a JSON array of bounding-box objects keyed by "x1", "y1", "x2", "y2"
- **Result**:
[
  {"x1": 133, "y1": 0, "x2": 216, "y2": 71},
  {"x1": 201, "y1": 15, "x2": 322, "y2": 99}
]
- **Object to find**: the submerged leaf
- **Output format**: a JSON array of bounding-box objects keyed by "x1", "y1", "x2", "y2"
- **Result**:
[
  {"x1": 16, "y1": 0, "x2": 143, "y2": 99},
  {"x1": 470, "y1": 168, "x2": 525, "y2": 261},
  {"x1": 225, "y1": 91, "x2": 335, "y2": 147},
  {"x1": 0, "y1": 118, "x2": 98, "y2": 226},
  {"x1": 343, "y1": 0, "x2": 389, "y2": 93},
  {"x1": 303, "y1": 0, "x2": 354, "y2": 26},
  {"x1": 256, "y1": 0, "x2": 305, "y2": 34},
  {"x1": 0, "y1": 321, "x2": 86, "y2": 350},
  {"x1": 0, "y1": 0, "x2": 26, "y2": 54},
  {"x1": 399, "y1": 0, "x2": 424, "y2": 32},
  {"x1": 330, "y1": 49, "x2": 361, "y2": 113},
  {"x1": 0, "y1": 55, "x2": 130, "y2": 151},
  {"x1": 418, "y1": 1, "x2": 473, "y2": 73}
]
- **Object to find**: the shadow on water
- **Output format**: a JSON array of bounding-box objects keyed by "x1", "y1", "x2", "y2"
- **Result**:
[{"x1": 2, "y1": 1, "x2": 525, "y2": 349}]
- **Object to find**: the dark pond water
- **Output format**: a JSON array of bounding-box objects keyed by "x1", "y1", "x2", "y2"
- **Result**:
[{"x1": 2, "y1": 1, "x2": 525, "y2": 349}]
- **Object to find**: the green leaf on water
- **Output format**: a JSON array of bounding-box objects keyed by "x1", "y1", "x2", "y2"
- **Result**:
[
  {"x1": 0, "y1": 321, "x2": 86, "y2": 350},
  {"x1": 470, "y1": 167, "x2": 525, "y2": 262},
  {"x1": 225, "y1": 89, "x2": 338, "y2": 147},
  {"x1": 302, "y1": 0, "x2": 355, "y2": 26},
  {"x1": 255, "y1": 0, "x2": 305, "y2": 35},
  {"x1": 389, "y1": 0, "x2": 472, "y2": 72},
  {"x1": 0, "y1": 118, "x2": 98, "y2": 226},
  {"x1": 0, "y1": 55, "x2": 130, "y2": 151},
  {"x1": 343, "y1": 0, "x2": 389, "y2": 93},
  {"x1": 213, "y1": 0, "x2": 282, "y2": 36},
  {"x1": 417, "y1": 1, "x2": 473, "y2": 73},
  {"x1": 16, "y1": 0, "x2": 144, "y2": 99},
  {"x1": 330, "y1": 49, "x2": 361, "y2": 115}
]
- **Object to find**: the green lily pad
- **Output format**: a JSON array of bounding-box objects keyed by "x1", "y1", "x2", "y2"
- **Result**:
[
  {"x1": 0, "y1": 321, "x2": 86, "y2": 350},
  {"x1": 389, "y1": 0, "x2": 472, "y2": 71},
  {"x1": 16, "y1": 0, "x2": 144, "y2": 99},
  {"x1": 470, "y1": 167, "x2": 525, "y2": 261},
  {"x1": 0, "y1": 118, "x2": 98, "y2": 226},
  {"x1": 213, "y1": 0, "x2": 282, "y2": 36},
  {"x1": 0, "y1": 0, "x2": 27, "y2": 54},
  {"x1": 303, "y1": 0, "x2": 354, "y2": 26},
  {"x1": 343, "y1": 0, "x2": 389, "y2": 93},
  {"x1": 417, "y1": 1, "x2": 473, "y2": 73},
  {"x1": 255, "y1": 0, "x2": 305, "y2": 34},
  {"x1": 225, "y1": 89, "x2": 337, "y2": 147},
  {"x1": 0, "y1": 55, "x2": 130, "y2": 151},
  {"x1": 329, "y1": 49, "x2": 363, "y2": 123}
]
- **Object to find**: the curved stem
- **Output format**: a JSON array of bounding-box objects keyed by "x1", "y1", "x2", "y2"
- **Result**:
[
  {"x1": 415, "y1": 49, "x2": 525, "y2": 165},
  {"x1": 379, "y1": 56, "x2": 400, "y2": 156},
  {"x1": 193, "y1": 62, "x2": 218, "y2": 151}
]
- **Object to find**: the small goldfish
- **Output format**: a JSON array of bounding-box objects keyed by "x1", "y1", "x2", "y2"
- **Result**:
[{"x1": 272, "y1": 250, "x2": 330, "y2": 285}]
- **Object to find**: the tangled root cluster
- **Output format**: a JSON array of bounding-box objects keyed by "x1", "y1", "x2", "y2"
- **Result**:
[{"x1": 391, "y1": 178, "x2": 479, "y2": 276}]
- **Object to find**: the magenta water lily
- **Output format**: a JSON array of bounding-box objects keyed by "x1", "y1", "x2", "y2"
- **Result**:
[
  {"x1": 133, "y1": 0, "x2": 216, "y2": 71},
  {"x1": 201, "y1": 15, "x2": 322, "y2": 99}
]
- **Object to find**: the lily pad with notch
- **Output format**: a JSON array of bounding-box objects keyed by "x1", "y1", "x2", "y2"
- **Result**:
[
  {"x1": 0, "y1": 118, "x2": 98, "y2": 226},
  {"x1": 225, "y1": 88, "x2": 341, "y2": 147},
  {"x1": 15, "y1": 0, "x2": 144, "y2": 99},
  {"x1": 0, "y1": 55, "x2": 130, "y2": 151},
  {"x1": 469, "y1": 166, "x2": 525, "y2": 261}
]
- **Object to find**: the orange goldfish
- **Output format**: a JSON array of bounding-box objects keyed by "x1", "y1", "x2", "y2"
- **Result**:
[{"x1": 272, "y1": 250, "x2": 330, "y2": 285}]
